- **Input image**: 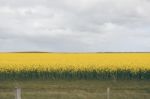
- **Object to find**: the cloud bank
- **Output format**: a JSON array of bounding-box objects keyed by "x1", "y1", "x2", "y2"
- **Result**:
[{"x1": 0, "y1": 0, "x2": 150, "y2": 52}]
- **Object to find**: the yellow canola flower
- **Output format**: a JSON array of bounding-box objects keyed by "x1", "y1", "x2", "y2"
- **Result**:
[{"x1": 0, "y1": 53, "x2": 150, "y2": 73}]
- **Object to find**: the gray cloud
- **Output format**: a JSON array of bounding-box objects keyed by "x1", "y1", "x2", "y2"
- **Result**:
[{"x1": 0, "y1": 0, "x2": 150, "y2": 52}]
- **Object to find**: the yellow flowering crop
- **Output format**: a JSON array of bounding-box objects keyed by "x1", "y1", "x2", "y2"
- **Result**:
[{"x1": 0, "y1": 53, "x2": 150, "y2": 80}]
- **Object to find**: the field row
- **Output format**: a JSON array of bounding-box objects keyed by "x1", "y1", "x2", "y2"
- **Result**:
[{"x1": 0, "y1": 53, "x2": 150, "y2": 80}]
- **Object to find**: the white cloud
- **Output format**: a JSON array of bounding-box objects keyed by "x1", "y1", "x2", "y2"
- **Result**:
[{"x1": 0, "y1": 0, "x2": 150, "y2": 52}]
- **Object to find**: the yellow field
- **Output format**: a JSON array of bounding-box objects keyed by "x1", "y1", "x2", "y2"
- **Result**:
[
  {"x1": 0, "y1": 53, "x2": 150, "y2": 80},
  {"x1": 0, "y1": 53, "x2": 150, "y2": 71}
]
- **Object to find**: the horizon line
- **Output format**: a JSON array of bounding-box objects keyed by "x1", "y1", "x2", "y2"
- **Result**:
[{"x1": 0, "y1": 51, "x2": 150, "y2": 53}]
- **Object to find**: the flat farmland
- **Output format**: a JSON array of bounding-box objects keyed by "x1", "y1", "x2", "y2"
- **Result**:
[
  {"x1": 0, "y1": 80, "x2": 150, "y2": 99},
  {"x1": 0, "y1": 53, "x2": 149, "y2": 80}
]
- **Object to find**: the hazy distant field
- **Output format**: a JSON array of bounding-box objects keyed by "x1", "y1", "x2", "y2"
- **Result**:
[{"x1": 0, "y1": 53, "x2": 149, "y2": 80}]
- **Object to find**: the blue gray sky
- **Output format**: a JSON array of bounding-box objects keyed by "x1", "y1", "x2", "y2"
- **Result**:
[{"x1": 0, "y1": 0, "x2": 150, "y2": 52}]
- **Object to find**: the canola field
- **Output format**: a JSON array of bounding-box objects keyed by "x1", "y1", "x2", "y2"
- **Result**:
[{"x1": 0, "y1": 53, "x2": 150, "y2": 80}]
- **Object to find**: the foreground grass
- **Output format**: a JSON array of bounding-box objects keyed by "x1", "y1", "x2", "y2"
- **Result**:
[{"x1": 0, "y1": 80, "x2": 149, "y2": 99}]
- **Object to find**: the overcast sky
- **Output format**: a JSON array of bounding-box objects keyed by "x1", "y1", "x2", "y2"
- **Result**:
[{"x1": 0, "y1": 0, "x2": 150, "y2": 52}]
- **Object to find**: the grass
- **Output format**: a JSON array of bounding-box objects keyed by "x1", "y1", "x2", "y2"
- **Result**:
[{"x1": 0, "y1": 80, "x2": 149, "y2": 99}]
